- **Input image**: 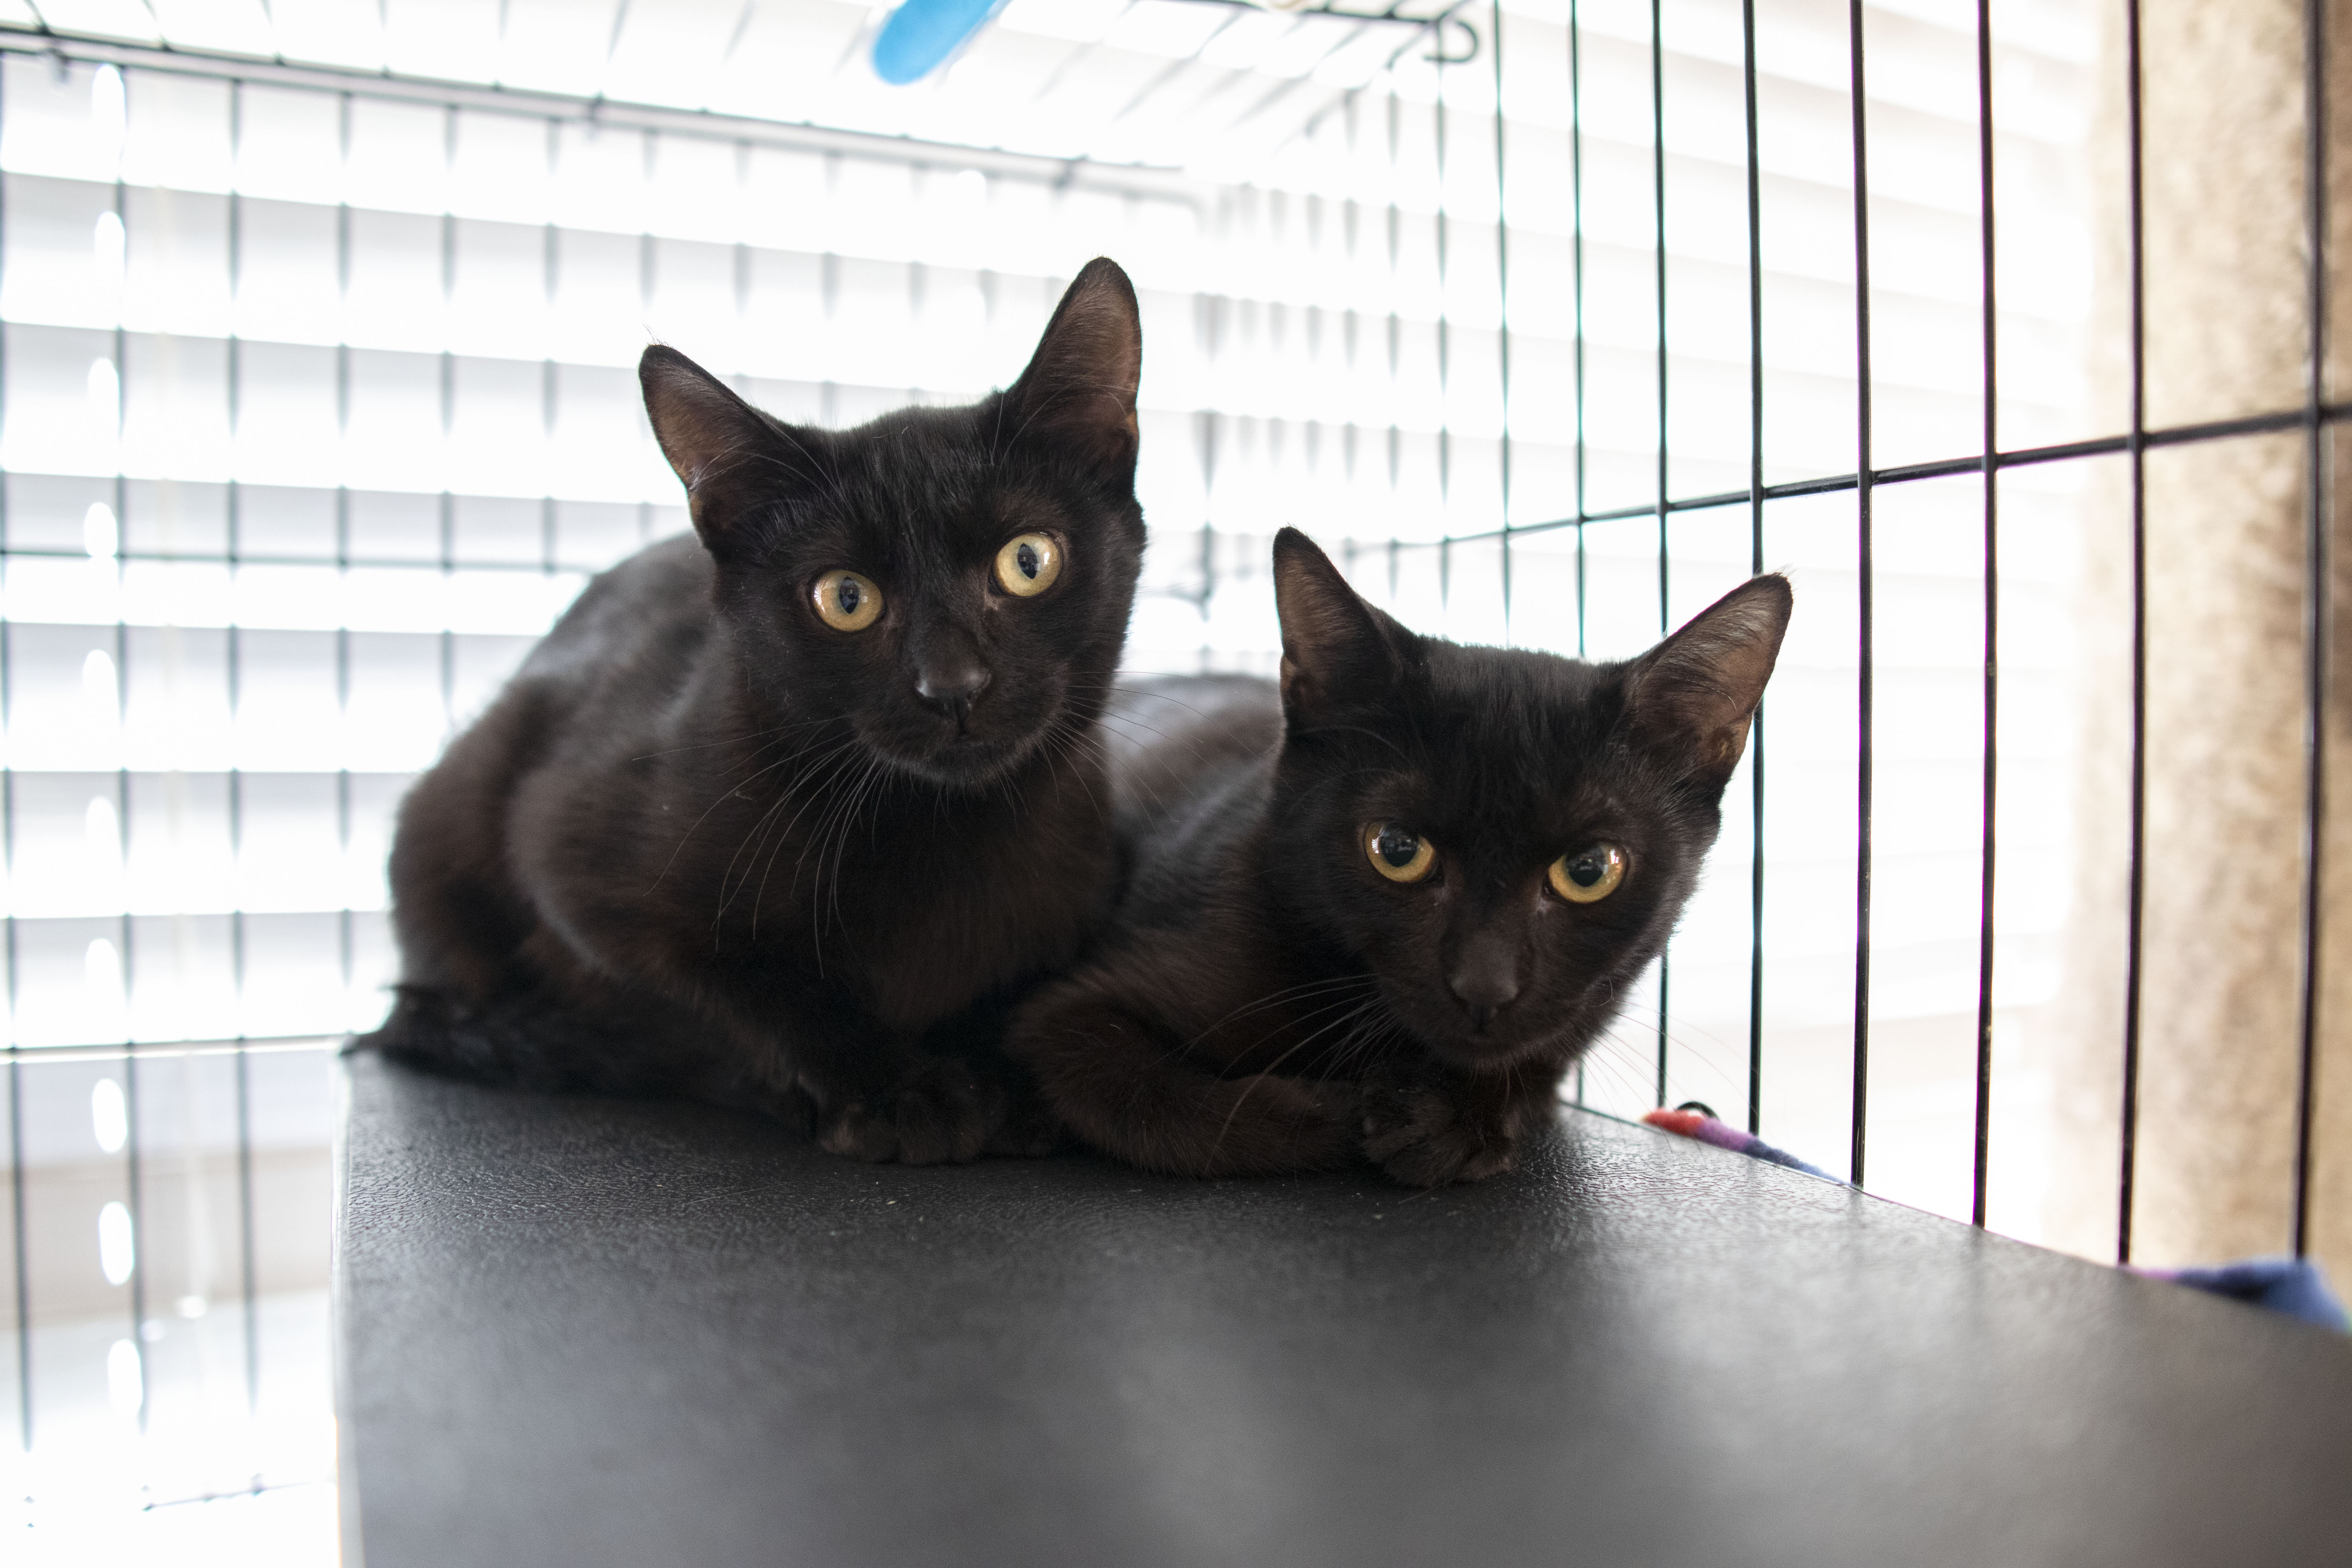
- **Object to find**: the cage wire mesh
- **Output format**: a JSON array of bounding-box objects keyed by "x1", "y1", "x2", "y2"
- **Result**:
[{"x1": 0, "y1": 0, "x2": 2336, "y2": 1551}]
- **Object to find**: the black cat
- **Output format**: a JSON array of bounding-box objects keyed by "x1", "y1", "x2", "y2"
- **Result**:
[
  {"x1": 1009, "y1": 528, "x2": 1791, "y2": 1185},
  {"x1": 364, "y1": 258, "x2": 1146, "y2": 1164}
]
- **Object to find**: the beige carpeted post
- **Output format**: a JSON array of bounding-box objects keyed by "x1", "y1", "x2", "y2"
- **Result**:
[{"x1": 2039, "y1": 0, "x2": 2350, "y2": 1281}]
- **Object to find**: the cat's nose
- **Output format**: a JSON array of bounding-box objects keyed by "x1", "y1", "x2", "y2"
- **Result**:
[
  {"x1": 915, "y1": 659, "x2": 991, "y2": 719},
  {"x1": 1446, "y1": 940, "x2": 1521, "y2": 1030}
]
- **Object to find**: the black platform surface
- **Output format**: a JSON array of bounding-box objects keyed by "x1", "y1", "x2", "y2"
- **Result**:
[{"x1": 335, "y1": 1052, "x2": 2351, "y2": 1568}]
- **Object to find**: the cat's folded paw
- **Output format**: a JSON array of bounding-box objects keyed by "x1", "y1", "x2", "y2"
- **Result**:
[
  {"x1": 1360, "y1": 1081, "x2": 1519, "y2": 1187},
  {"x1": 815, "y1": 1057, "x2": 998, "y2": 1165},
  {"x1": 981, "y1": 1083, "x2": 1068, "y2": 1159}
]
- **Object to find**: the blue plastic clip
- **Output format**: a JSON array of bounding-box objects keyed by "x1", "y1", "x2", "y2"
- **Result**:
[{"x1": 872, "y1": 0, "x2": 1009, "y2": 85}]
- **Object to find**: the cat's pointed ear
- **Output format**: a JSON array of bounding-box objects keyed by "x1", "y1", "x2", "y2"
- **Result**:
[
  {"x1": 1623, "y1": 573, "x2": 1793, "y2": 785},
  {"x1": 1274, "y1": 527, "x2": 1404, "y2": 730},
  {"x1": 640, "y1": 345, "x2": 813, "y2": 554},
  {"x1": 1002, "y1": 257, "x2": 1142, "y2": 478}
]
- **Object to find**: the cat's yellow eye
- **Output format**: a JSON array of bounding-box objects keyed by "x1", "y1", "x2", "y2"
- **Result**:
[
  {"x1": 995, "y1": 533, "x2": 1063, "y2": 597},
  {"x1": 1364, "y1": 822, "x2": 1436, "y2": 884},
  {"x1": 812, "y1": 569, "x2": 883, "y2": 632},
  {"x1": 1549, "y1": 844, "x2": 1626, "y2": 904}
]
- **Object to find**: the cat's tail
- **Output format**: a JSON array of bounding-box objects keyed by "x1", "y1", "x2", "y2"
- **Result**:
[
  {"x1": 1010, "y1": 980, "x2": 1360, "y2": 1177},
  {"x1": 355, "y1": 983, "x2": 647, "y2": 1094},
  {"x1": 359, "y1": 980, "x2": 840, "y2": 1141}
]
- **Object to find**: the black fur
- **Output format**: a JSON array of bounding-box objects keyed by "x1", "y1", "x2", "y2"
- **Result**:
[
  {"x1": 361, "y1": 259, "x2": 1147, "y2": 1164},
  {"x1": 1009, "y1": 528, "x2": 1793, "y2": 1185}
]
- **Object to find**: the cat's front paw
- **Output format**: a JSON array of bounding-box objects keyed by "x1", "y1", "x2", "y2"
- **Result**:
[
  {"x1": 980, "y1": 1081, "x2": 1068, "y2": 1159},
  {"x1": 815, "y1": 1056, "x2": 999, "y2": 1165},
  {"x1": 1361, "y1": 1081, "x2": 1519, "y2": 1187}
]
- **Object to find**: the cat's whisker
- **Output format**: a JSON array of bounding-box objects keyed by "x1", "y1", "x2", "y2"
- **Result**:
[
  {"x1": 808, "y1": 761, "x2": 870, "y2": 955},
  {"x1": 1581, "y1": 1048, "x2": 1637, "y2": 1109},
  {"x1": 629, "y1": 715, "x2": 829, "y2": 765},
  {"x1": 806, "y1": 751, "x2": 889, "y2": 961},
  {"x1": 1097, "y1": 686, "x2": 1221, "y2": 722},
  {"x1": 1207, "y1": 993, "x2": 1391, "y2": 1160},
  {"x1": 1609, "y1": 1025, "x2": 1759, "y2": 1086},
  {"x1": 1086, "y1": 709, "x2": 1214, "y2": 772},
  {"x1": 1336, "y1": 1007, "x2": 1399, "y2": 1069},
  {"x1": 1249, "y1": 988, "x2": 1385, "y2": 1054},
  {"x1": 734, "y1": 742, "x2": 865, "y2": 940},
  {"x1": 1576, "y1": 1033, "x2": 1677, "y2": 1112},
  {"x1": 1033, "y1": 719, "x2": 1112, "y2": 831},
  {"x1": 1592, "y1": 1003, "x2": 1745, "y2": 1100},
  {"x1": 836, "y1": 757, "x2": 893, "y2": 932},
  {"x1": 991, "y1": 747, "x2": 1036, "y2": 827},
  {"x1": 719, "y1": 740, "x2": 866, "y2": 936},
  {"x1": 771, "y1": 744, "x2": 869, "y2": 874},
  {"x1": 1059, "y1": 675, "x2": 1238, "y2": 749},
  {"x1": 1070, "y1": 717, "x2": 1191, "y2": 822},
  {"x1": 716, "y1": 755, "x2": 829, "y2": 915},
  {"x1": 711, "y1": 721, "x2": 860, "y2": 785},
  {"x1": 1562, "y1": 1036, "x2": 1635, "y2": 1098},
  {"x1": 1136, "y1": 986, "x2": 1374, "y2": 1089},
  {"x1": 778, "y1": 749, "x2": 871, "y2": 948},
  {"x1": 652, "y1": 727, "x2": 861, "y2": 893},
  {"x1": 1130, "y1": 982, "x2": 1377, "y2": 1102},
  {"x1": 1060, "y1": 675, "x2": 1220, "y2": 713},
  {"x1": 1230, "y1": 992, "x2": 1389, "y2": 1088},
  {"x1": 1309, "y1": 999, "x2": 1400, "y2": 1085},
  {"x1": 1181, "y1": 974, "x2": 1380, "y2": 1053},
  {"x1": 1085, "y1": 706, "x2": 1202, "y2": 750},
  {"x1": 1566, "y1": 1059, "x2": 1644, "y2": 1115},
  {"x1": 797, "y1": 759, "x2": 866, "y2": 968}
]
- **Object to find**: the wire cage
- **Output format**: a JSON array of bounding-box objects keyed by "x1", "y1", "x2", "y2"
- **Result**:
[{"x1": 0, "y1": 0, "x2": 2339, "y2": 1550}]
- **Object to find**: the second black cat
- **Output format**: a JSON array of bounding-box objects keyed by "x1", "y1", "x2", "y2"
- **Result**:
[{"x1": 1009, "y1": 528, "x2": 1792, "y2": 1185}]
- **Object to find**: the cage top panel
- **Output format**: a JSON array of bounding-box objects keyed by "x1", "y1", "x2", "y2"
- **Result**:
[{"x1": 339, "y1": 1051, "x2": 2352, "y2": 1568}]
